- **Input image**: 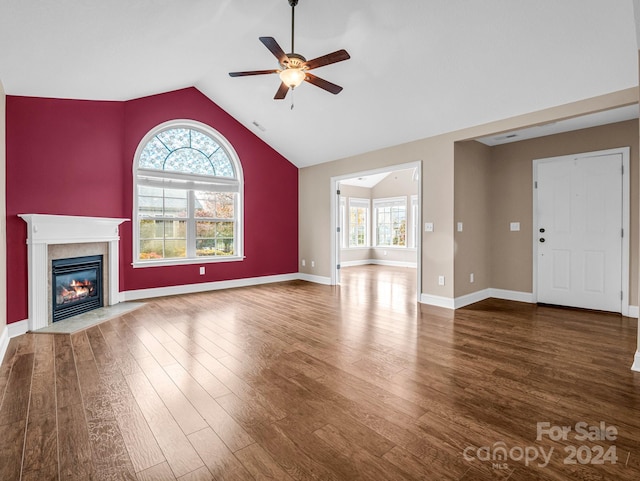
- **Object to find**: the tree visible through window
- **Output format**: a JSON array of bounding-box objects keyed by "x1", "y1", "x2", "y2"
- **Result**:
[
  {"x1": 348, "y1": 198, "x2": 369, "y2": 247},
  {"x1": 134, "y1": 122, "x2": 243, "y2": 265}
]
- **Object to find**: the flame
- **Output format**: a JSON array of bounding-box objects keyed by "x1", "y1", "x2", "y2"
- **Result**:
[{"x1": 57, "y1": 278, "x2": 95, "y2": 304}]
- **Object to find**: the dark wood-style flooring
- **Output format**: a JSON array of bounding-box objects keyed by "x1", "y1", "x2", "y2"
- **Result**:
[{"x1": 1, "y1": 265, "x2": 639, "y2": 480}]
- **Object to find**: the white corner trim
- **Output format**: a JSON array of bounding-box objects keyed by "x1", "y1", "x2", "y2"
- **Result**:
[
  {"x1": 0, "y1": 327, "x2": 8, "y2": 365},
  {"x1": 632, "y1": 351, "x2": 640, "y2": 372},
  {"x1": 420, "y1": 293, "x2": 455, "y2": 309},
  {"x1": 454, "y1": 289, "x2": 492, "y2": 308},
  {"x1": 489, "y1": 289, "x2": 534, "y2": 304},
  {"x1": 624, "y1": 305, "x2": 639, "y2": 319},
  {"x1": 121, "y1": 273, "x2": 300, "y2": 301},
  {"x1": 298, "y1": 273, "x2": 332, "y2": 285}
]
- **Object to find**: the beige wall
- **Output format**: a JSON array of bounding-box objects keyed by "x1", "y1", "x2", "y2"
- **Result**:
[
  {"x1": 299, "y1": 88, "x2": 638, "y2": 300},
  {"x1": 489, "y1": 120, "x2": 639, "y2": 303},
  {"x1": 454, "y1": 141, "x2": 492, "y2": 297},
  {"x1": 0, "y1": 78, "x2": 6, "y2": 345}
]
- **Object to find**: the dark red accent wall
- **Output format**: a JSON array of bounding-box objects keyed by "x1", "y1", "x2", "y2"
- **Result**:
[{"x1": 6, "y1": 88, "x2": 299, "y2": 324}]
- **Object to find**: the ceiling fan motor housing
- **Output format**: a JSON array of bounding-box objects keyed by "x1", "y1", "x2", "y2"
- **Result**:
[{"x1": 282, "y1": 53, "x2": 306, "y2": 69}]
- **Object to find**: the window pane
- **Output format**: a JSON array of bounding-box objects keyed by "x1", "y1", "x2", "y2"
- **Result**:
[
  {"x1": 138, "y1": 187, "x2": 187, "y2": 218},
  {"x1": 194, "y1": 191, "x2": 235, "y2": 219},
  {"x1": 196, "y1": 221, "x2": 235, "y2": 257},
  {"x1": 138, "y1": 220, "x2": 186, "y2": 260},
  {"x1": 164, "y1": 149, "x2": 214, "y2": 176}
]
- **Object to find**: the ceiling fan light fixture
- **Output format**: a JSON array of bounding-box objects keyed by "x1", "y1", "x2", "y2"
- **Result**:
[{"x1": 279, "y1": 67, "x2": 306, "y2": 88}]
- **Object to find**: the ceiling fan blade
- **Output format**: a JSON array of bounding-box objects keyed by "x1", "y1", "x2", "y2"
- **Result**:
[
  {"x1": 229, "y1": 69, "x2": 279, "y2": 77},
  {"x1": 304, "y1": 73, "x2": 343, "y2": 95},
  {"x1": 274, "y1": 82, "x2": 289, "y2": 100},
  {"x1": 304, "y1": 49, "x2": 350, "y2": 71},
  {"x1": 259, "y1": 37, "x2": 289, "y2": 65}
]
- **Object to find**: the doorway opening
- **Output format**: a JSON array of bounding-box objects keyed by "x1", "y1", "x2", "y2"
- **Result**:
[{"x1": 330, "y1": 161, "x2": 422, "y2": 304}]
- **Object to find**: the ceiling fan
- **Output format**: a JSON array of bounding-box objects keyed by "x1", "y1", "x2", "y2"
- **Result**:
[{"x1": 229, "y1": 0, "x2": 350, "y2": 100}]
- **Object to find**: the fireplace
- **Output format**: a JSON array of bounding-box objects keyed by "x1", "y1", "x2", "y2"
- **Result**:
[
  {"x1": 19, "y1": 214, "x2": 128, "y2": 331},
  {"x1": 52, "y1": 255, "x2": 104, "y2": 322}
]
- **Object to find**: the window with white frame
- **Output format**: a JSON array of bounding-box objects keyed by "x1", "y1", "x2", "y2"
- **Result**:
[
  {"x1": 134, "y1": 120, "x2": 243, "y2": 266},
  {"x1": 410, "y1": 195, "x2": 418, "y2": 248},
  {"x1": 374, "y1": 197, "x2": 407, "y2": 247},
  {"x1": 348, "y1": 198, "x2": 370, "y2": 247}
]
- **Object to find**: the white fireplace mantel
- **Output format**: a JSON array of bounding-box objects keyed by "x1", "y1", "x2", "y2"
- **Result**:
[{"x1": 19, "y1": 214, "x2": 129, "y2": 331}]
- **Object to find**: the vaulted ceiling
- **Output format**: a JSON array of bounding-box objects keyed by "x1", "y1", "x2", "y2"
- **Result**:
[{"x1": 0, "y1": 0, "x2": 638, "y2": 167}]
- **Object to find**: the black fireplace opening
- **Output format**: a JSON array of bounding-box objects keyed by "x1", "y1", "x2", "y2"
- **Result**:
[{"x1": 52, "y1": 255, "x2": 104, "y2": 322}]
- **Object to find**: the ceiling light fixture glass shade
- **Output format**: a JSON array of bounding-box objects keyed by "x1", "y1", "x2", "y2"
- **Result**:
[{"x1": 279, "y1": 68, "x2": 306, "y2": 88}]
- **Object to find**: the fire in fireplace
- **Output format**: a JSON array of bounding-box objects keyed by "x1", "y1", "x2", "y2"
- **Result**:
[{"x1": 52, "y1": 255, "x2": 104, "y2": 322}]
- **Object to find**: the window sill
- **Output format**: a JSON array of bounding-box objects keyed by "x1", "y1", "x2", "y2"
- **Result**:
[{"x1": 132, "y1": 255, "x2": 245, "y2": 268}]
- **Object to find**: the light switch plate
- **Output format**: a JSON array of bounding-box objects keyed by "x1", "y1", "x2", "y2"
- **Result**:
[
  {"x1": 425, "y1": 222, "x2": 434, "y2": 232},
  {"x1": 457, "y1": 222, "x2": 463, "y2": 232},
  {"x1": 510, "y1": 222, "x2": 520, "y2": 231}
]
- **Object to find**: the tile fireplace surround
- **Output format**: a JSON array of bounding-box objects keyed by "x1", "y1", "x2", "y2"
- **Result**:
[{"x1": 19, "y1": 214, "x2": 129, "y2": 331}]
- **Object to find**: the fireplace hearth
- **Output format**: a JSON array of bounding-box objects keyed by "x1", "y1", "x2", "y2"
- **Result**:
[{"x1": 52, "y1": 255, "x2": 104, "y2": 322}]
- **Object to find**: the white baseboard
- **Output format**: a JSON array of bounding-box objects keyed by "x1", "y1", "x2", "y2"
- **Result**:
[
  {"x1": 420, "y1": 293, "x2": 455, "y2": 309},
  {"x1": 8, "y1": 319, "x2": 29, "y2": 338},
  {"x1": 340, "y1": 260, "x2": 371, "y2": 267},
  {"x1": 489, "y1": 288, "x2": 534, "y2": 304},
  {"x1": 341, "y1": 259, "x2": 417, "y2": 268},
  {"x1": 625, "y1": 305, "x2": 639, "y2": 318},
  {"x1": 0, "y1": 319, "x2": 30, "y2": 365},
  {"x1": 421, "y1": 288, "x2": 534, "y2": 310},
  {"x1": 297, "y1": 273, "x2": 332, "y2": 285},
  {"x1": 0, "y1": 326, "x2": 8, "y2": 365},
  {"x1": 632, "y1": 351, "x2": 640, "y2": 372},
  {"x1": 454, "y1": 289, "x2": 492, "y2": 308},
  {"x1": 121, "y1": 273, "x2": 300, "y2": 301}
]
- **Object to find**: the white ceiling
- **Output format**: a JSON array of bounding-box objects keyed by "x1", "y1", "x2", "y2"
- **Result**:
[
  {"x1": 0, "y1": 0, "x2": 638, "y2": 168},
  {"x1": 340, "y1": 172, "x2": 390, "y2": 189}
]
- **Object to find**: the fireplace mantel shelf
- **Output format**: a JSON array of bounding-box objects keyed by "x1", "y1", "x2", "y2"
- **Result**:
[
  {"x1": 19, "y1": 214, "x2": 129, "y2": 331},
  {"x1": 19, "y1": 214, "x2": 129, "y2": 244}
]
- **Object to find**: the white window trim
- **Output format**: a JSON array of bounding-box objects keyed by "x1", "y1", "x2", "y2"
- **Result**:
[
  {"x1": 373, "y1": 196, "x2": 408, "y2": 248},
  {"x1": 348, "y1": 197, "x2": 370, "y2": 248},
  {"x1": 132, "y1": 119, "x2": 244, "y2": 268}
]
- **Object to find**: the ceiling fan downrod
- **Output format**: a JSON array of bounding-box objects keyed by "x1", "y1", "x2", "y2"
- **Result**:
[{"x1": 289, "y1": 0, "x2": 298, "y2": 54}]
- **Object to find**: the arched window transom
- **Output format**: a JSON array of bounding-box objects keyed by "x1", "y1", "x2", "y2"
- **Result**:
[{"x1": 133, "y1": 120, "x2": 244, "y2": 266}]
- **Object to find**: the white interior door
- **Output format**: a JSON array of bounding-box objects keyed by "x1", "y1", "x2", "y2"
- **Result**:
[{"x1": 536, "y1": 152, "x2": 623, "y2": 312}]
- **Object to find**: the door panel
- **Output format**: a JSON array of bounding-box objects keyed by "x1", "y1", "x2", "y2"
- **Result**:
[{"x1": 536, "y1": 153, "x2": 622, "y2": 312}]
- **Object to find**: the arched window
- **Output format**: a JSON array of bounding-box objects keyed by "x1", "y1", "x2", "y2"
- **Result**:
[{"x1": 133, "y1": 120, "x2": 243, "y2": 266}]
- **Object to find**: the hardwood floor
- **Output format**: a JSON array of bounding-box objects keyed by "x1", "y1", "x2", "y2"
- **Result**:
[{"x1": 1, "y1": 265, "x2": 639, "y2": 480}]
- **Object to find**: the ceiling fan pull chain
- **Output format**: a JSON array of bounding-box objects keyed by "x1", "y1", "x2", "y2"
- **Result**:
[{"x1": 290, "y1": 88, "x2": 295, "y2": 110}]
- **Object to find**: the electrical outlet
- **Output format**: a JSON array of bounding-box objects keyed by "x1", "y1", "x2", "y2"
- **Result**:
[
  {"x1": 199, "y1": 266, "x2": 205, "y2": 275},
  {"x1": 470, "y1": 273, "x2": 474, "y2": 283},
  {"x1": 457, "y1": 222, "x2": 463, "y2": 232},
  {"x1": 311, "y1": 261, "x2": 315, "y2": 268},
  {"x1": 438, "y1": 275, "x2": 445, "y2": 286},
  {"x1": 510, "y1": 222, "x2": 520, "y2": 231},
  {"x1": 301, "y1": 259, "x2": 306, "y2": 267},
  {"x1": 383, "y1": 250, "x2": 388, "y2": 256},
  {"x1": 425, "y1": 222, "x2": 434, "y2": 232}
]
